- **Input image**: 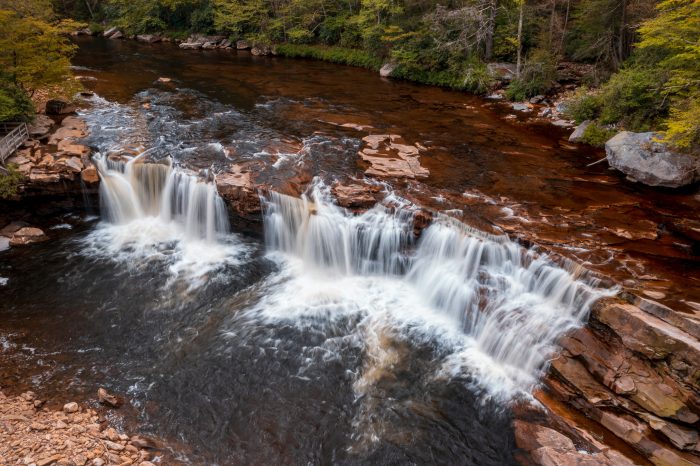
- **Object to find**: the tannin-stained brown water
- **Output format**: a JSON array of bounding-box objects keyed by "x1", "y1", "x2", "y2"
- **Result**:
[{"x1": 0, "y1": 37, "x2": 698, "y2": 465}]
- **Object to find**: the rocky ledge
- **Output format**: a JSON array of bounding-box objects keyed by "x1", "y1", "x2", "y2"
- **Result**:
[
  {"x1": 0, "y1": 390, "x2": 161, "y2": 466},
  {"x1": 6, "y1": 114, "x2": 99, "y2": 194},
  {"x1": 521, "y1": 295, "x2": 700, "y2": 466}
]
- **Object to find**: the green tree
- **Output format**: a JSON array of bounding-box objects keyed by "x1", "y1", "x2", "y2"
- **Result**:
[
  {"x1": 637, "y1": 0, "x2": 699, "y2": 149},
  {"x1": 0, "y1": 2, "x2": 81, "y2": 121}
]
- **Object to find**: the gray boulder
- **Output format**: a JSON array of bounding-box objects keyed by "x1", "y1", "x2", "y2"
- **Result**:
[
  {"x1": 568, "y1": 120, "x2": 592, "y2": 142},
  {"x1": 605, "y1": 131, "x2": 699, "y2": 188}
]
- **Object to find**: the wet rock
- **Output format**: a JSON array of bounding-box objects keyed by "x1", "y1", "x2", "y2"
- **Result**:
[
  {"x1": 28, "y1": 115, "x2": 54, "y2": 139},
  {"x1": 136, "y1": 34, "x2": 161, "y2": 43},
  {"x1": 605, "y1": 132, "x2": 699, "y2": 188},
  {"x1": 251, "y1": 45, "x2": 271, "y2": 56},
  {"x1": 529, "y1": 95, "x2": 545, "y2": 104},
  {"x1": 9, "y1": 227, "x2": 48, "y2": 246},
  {"x1": 514, "y1": 420, "x2": 634, "y2": 466},
  {"x1": 236, "y1": 40, "x2": 251, "y2": 50},
  {"x1": 380, "y1": 63, "x2": 396, "y2": 77},
  {"x1": 486, "y1": 63, "x2": 516, "y2": 82},
  {"x1": 568, "y1": 120, "x2": 592, "y2": 143},
  {"x1": 179, "y1": 41, "x2": 203, "y2": 50},
  {"x1": 551, "y1": 118, "x2": 573, "y2": 127},
  {"x1": 642, "y1": 414, "x2": 699, "y2": 451},
  {"x1": 97, "y1": 388, "x2": 121, "y2": 408},
  {"x1": 109, "y1": 31, "x2": 123, "y2": 40},
  {"x1": 511, "y1": 102, "x2": 532, "y2": 112},
  {"x1": 81, "y1": 166, "x2": 99, "y2": 185},
  {"x1": 216, "y1": 164, "x2": 261, "y2": 216},
  {"x1": 359, "y1": 135, "x2": 429, "y2": 179},
  {"x1": 45, "y1": 99, "x2": 75, "y2": 115},
  {"x1": 130, "y1": 435, "x2": 158, "y2": 450},
  {"x1": 331, "y1": 183, "x2": 379, "y2": 209},
  {"x1": 62, "y1": 402, "x2": 78, "y2": 414}
]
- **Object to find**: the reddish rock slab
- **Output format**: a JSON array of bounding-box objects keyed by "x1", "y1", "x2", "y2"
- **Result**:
[
  {"x1": 358, "y1": 135, "x2": 429, "y2": 179},
  {"x1": 9, "y1": 227, "x2": 48, "y2": 246},
  {"x1": 331, "y1": 183, "x2": 381, "y2": 209},
  {"x1": 215, "y1": 164, "x2": 261, "y2": 217}
]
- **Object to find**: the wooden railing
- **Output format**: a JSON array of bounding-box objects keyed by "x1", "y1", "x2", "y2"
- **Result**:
[{"x1": 0, "y1": 122, "x2": 29, "y2": 165}]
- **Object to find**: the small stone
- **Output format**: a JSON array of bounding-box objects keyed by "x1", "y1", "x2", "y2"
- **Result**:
[
  {"x1": 97, "y1": 388, "x2": 121, "y2": 408},
  {"x1": 36, "y1": 455, "x2": 62, "y2": 466},
  {"x1": 62, "y1": 402, "x2": 78, "y2": 413},
  {"x1": 91, "y1": 459, "x2": 104, "y2": 466},
  {"x1": 55, "y1": 420, "x2": 68, "y2": 429},
  {"x1": 33, "y1": 400, "x2": 45, "y2": 409},
  {"x1": 138, "y1": 462, "x2": 155, "y2": 466},
  {"x1": 30, "y1": 422, "x2": 49, "y2": 431},
  {"x1": 104, "y1": 440, "x2": 124, "y2": 452}
]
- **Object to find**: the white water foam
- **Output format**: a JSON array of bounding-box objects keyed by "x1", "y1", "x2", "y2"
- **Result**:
[
  {"x1": 82, "y1": 153, "x2": 246, "y2": 287},
  {"x1": 252, "y1": 182, "x2": 612, "y2": 397}
]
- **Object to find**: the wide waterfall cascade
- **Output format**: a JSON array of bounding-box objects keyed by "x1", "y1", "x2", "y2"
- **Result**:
[{"x1": 261, "y1": 186, "x2": 609, "y2": 392}]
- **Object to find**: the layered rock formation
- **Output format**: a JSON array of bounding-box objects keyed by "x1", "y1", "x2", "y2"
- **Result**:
[
  {"x1": 528, "y1": 295, "x2": 700, "y2": 465},
  {"x1": 6, "y1": 115, "x2": 99, "y2": 195}
]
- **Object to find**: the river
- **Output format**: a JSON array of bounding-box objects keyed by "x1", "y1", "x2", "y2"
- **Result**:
[{"x1": 0, "y1": 37, "x2": 698, "y2": 465}]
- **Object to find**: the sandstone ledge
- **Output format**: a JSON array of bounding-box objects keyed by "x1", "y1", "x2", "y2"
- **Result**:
[{"x1": 532, "y1": 296, "x2": 700, "y2": 466}]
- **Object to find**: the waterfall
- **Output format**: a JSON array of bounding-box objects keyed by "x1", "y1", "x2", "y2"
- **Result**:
[
  {"x1": 95, "y1": 154, "x2": 229, "y2": 241},
  {"x1": 261, "y1": 183, "x2": 607, "y2": 391},
  {"x1": 83, "y1": 153, "x2": 243, "y2": 287}
]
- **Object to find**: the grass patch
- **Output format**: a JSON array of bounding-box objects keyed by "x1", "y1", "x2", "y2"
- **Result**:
[{"x1": 274, "y1": 44, "x2": 382, "y2": 71}]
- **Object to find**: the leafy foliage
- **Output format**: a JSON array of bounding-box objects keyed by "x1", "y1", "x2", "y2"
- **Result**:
[
  {"x1": 579, "y1": 123, "x2": 616, "y2": 147},
  {"x1": 0, "y1": 1, "x2": 81, "y2": 121},
  {"x1": 0, "y1": 164, "x2": 24, "y2": 199}
]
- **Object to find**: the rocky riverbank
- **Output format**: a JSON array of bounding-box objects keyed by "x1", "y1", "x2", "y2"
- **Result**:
[
  {"x1": 0, "y1": 390, "x2": 163, "y2": 466},
  {"x1": 1, "y1": 107, "x2": 99, "y2": 251}
]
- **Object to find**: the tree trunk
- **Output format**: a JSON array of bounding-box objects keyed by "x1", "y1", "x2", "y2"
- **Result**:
[
  {"x1": 84, "y1": 0, "x2": 94, "y2": 18},
  {"x1": 484, "y1": 0, "x2": 498, "y2": 60},
  {"x1": 559, "y1": 0, "x2": 570, "y2": 52},
  {"x1": 516, "y1": 0, "x2": 524, "y2": 78},
  {"x1": 616, "y1": 0, "x2": 627, "y2": 66}
]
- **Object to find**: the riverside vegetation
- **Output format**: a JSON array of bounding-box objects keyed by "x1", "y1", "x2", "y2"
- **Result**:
[{"x1": 0, "y1": 0, "x2": 698, "y2": 153}]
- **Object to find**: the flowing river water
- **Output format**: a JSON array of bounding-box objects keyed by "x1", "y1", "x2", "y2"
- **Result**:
[{"x1": 1, "y1": 38, "x2": 699, "y2": 464}]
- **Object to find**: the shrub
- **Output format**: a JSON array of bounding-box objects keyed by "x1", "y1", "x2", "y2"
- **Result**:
[
  {"x1": 0, "y1": 164, "x2": 24, "y2": 199},
  {"x1": 563, "y1": 88, "x2": 602, "y2": 123},
  {"x1": 505, "y1": 49, "x2": 558, "y2": 100},
  {"x1": 580, "y1": 123, "x2": 616, "y2": 147},
  {"x1": 0, "y1": 82, "x2": 34, "y2": 122},
  {"x1": 597, "y1": 66, "x2": 669, "y2": 130}
]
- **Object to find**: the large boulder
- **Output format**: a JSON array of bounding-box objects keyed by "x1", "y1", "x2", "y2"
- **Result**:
[
  {"x1": 605, "y1": 132, "x2": 699, "y2": 188},
  {"x1": 45, "y1": 99, "x2": 75, "y2": 115}
]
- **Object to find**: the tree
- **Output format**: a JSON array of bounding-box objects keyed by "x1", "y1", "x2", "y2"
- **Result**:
[
  {"x1": 0, "y1": 2, "x2": 80, "y2": 121},
  {"x1": 637, "y1": 0, "x2": 700, "y2": 149}
]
